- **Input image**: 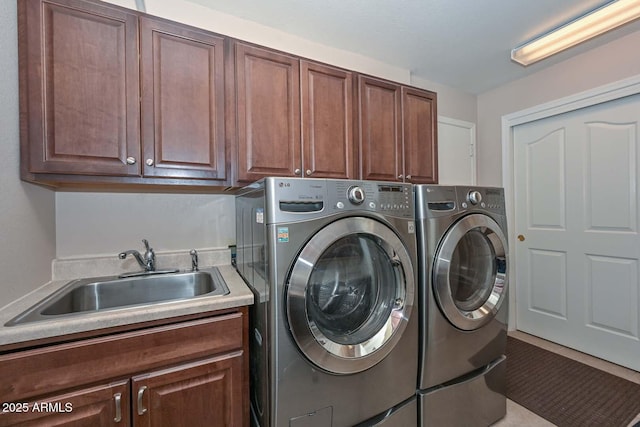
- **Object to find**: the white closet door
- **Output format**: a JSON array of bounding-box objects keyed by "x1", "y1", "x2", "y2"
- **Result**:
[{"x1": 514, "y1": 93, "x2": 640, "y2": 371}]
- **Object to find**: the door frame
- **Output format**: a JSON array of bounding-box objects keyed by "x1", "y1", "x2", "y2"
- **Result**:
[{"x1": 501, "y1": 73, "x2": 640, "y2": 330}]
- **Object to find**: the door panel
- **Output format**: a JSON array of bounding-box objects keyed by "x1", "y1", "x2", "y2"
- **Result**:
[
  {"x1": 402, "y1": 87, "x2": 437, "y2": 184},
  {"x1": 133, "y1": 353, "x2": 243, "y2": 427},
  {"x1": 301, "y1": 61, "x2": 355, "y2": 179},
  {"x1": 23, "y1": 0, "x2": 140, "y2": 176},
  {"x1": 358, "y1": 76, "x2": 402, "y2": 182},
  {"x1": 514, "y1": 93, "x2": 640, "y2": 371},
  {"x1": 433, "y1": 214, "x2": 507, "y2": 331},
  {"x1": 437, "y1": 117, "x2": 476, "y2": 185},
  {"x1": 286, "y1": 217, "x2": 414, "y2": 374},
  {"x1": 236, "y1": 43, "x2": 300, "y2": 182},
  {"x1": 0, "y1": 380, "x2": 130, "y2": 426},
  {"x1": 140, "y1": 18, "x2": 226, "y2": 180}
]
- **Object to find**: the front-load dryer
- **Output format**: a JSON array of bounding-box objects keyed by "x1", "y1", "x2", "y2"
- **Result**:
[
  {"x1": 236, "y1": 177, "x2": 418, "y2": 427},
  {"x1": 415, "y1": 185, "x2": 509, "y2": 427}
]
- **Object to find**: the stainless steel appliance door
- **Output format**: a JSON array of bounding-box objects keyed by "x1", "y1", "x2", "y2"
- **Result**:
[
  {"x1": 286, "y1": 217, "x2": 415, "y2": 374},
  {"x1": 433, "y1": 214, "x2": 508, "y2": 331}
]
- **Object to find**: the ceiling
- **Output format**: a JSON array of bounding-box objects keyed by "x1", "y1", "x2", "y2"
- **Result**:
[{"x1": 187, "y1": 0, "x2": 640, "y2": 94}]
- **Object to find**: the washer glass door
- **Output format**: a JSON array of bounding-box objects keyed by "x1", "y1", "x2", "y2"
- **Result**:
[
  {"x1": 287, "y1": 217, "x2": 414, "y2": 375},
  {"x1": 433, "y1": 213, "x2": 508, "y2": 331}
]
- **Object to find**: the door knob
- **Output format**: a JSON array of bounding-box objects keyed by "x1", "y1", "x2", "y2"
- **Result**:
[{"x1": 517, "y1": 234, "x2": 525, "y2": 242}]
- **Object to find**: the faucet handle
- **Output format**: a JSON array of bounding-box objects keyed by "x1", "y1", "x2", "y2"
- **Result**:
[
  {"x1": 145, "y1": 248, "x2": 156, "y2": 272},
  {"x1": 142, "y1": 239, "x2": 151, "y2": 251},
  {"x1": 190, "y1": 249, "x2": 199, "y2": 272}
]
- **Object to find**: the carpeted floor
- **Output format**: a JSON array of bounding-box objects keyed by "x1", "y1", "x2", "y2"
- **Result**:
[{"x1": 506, "y1": 336, "x2": 640, "y2": 427}]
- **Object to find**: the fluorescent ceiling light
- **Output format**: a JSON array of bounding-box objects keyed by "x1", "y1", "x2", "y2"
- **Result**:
[{"x1": 511, "y1": 0, "x2": 640, "y2": 66}]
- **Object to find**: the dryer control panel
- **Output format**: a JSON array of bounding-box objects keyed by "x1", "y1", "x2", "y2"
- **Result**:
[
  {"x1": 456, "y1": 186, "x2": 505, "y2": 215},
  {"x1": 415, "y1": 185, "x2": 506, "y2": 219},
  {"x1": 332, "y1": 180, "x2": 413, "y2": 218}
]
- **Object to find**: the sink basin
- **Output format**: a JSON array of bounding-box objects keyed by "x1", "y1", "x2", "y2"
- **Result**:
[{"x1": 6, "y1": 268, "x2": 229, "y2": 326}]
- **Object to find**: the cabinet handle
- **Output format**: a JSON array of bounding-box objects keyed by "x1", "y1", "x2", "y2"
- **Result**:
[
  {"x1": 126, "y1": 157, "x2": 136, "y2": 165},
  {"x1": 113, "y1": 393, "x2": 122, "y2": 422},
  {"x1": 397, "y1": 174, "x2": 403, "y2": 180},
  {"x1": 517, "y1": 234, "x2": 526, "y2": 242},
  {"x1": 406, "y1": 175, "x2": 412, "y2": 180},
  {"x1": 294, "y1": 168, "x2": 301, "y2": 176},
  {"x1": 137, "y1": 386, "x2": 148, "y2": 415},
  {"x1": 306, "y1": 169, "x2": 312, "y2": 176},
  {"x1": 145, "y1": 159, "x2": 154, "y2": 166}
]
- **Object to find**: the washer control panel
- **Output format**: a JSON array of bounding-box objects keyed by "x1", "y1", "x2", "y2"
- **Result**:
[
  {"x1": 334, "y1": 181, "x2": 413, "y2": 217},
  {"x1": 267, "y1": 178, "x2": 415, "y2": 221}
]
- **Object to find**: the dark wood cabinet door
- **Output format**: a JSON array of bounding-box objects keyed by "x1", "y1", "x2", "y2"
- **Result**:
[
  {"x1": 140, "y1": 18, "x2": 227, "y2": 181},
  {"x1": 0, "y1": 380, "x2": 130, "y2": 427},
  {"x1": 358, "y1": 76, "x2": 402, "y2": 182},
  {"x1": 132, "y1": 352, "x2": 244, "y2": 427},
  {"x1": 300, "y1": 61, "x2": 355, "y2": 179},
  {"x1": 402, "y1": 87, "x2": 438, "y2": 184},
  {"x1": 20, "y1": 0, "x2": 140, "y2": 176},
  {"x1": 235, "y1": 43, "x2": 301, "y2": 183}
]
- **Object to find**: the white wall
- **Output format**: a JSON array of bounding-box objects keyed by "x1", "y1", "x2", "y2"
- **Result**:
[
  {"x1": 106, "y1": 0, "x2": 410, "y2": 83},
  {"x1": 477, "y1": 30, "x2": 640, "y2": 186},
  {"x1": 0, "y1": 1, "x2": 56, "y2": 308},
  {"x1": 56, "y1": 193, "x2": 235, "y2": 257},
  {"x1": 412, "y1": 76, "x2": 477, "y2": 124}
]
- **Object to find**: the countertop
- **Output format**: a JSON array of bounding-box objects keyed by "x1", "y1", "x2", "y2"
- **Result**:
[{"x1": 0, "y1": 264, "x2": 253, "y2": 349}]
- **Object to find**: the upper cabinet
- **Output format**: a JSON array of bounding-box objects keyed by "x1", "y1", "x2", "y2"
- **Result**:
[
  {"x1": 140, "y1": 17, "x2": 227, "y2": 181},
  {"x1": 402, "y1": 87, "x2": 438, "y2": 184},
  {"x1": 359, "y1": 76, "x2": 438, "y2": 184},
  {"x1": 234, "y1": 43, "x2": 301, "y2": 183},
  {"x1": 359, "y1": 76, "x2": 403, "y2": 182},
  {"x1": 20, "y1": 0, "x2": 141, "y2": 177},
  {"x1": 19, "y1": 0, "x2": 228, "y2": 187},
  {"x1": 18, "y1": 0, "x2": 436, "y2": 190},
  {"x1": 234, "y1": 44, "x2": 356, "y2": 184},
  {"x1": 301, "y1": 60, "x2": 356, "y2": 180}
]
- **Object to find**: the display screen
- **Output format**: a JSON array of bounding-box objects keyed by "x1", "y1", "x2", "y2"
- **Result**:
[{"x1": 378, "y1": 185, "x2": 403, "y2": 193}]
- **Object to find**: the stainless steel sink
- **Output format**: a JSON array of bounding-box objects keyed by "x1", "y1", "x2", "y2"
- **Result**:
[{"x1": 6, "y1": 268, "x2": 229, "y2": 326}]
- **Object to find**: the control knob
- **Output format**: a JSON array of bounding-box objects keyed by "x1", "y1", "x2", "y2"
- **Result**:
[
  {"x1": 347, "y1": 186, "x2": 365, "y2": 205},
  {"x1": 467, "y1": 190, "x2": 482, "y2": 205}
]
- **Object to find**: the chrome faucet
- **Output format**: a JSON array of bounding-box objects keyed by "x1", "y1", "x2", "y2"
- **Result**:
[{"x1": 119, "y1": 239, "x2": 156, "y2": 272}]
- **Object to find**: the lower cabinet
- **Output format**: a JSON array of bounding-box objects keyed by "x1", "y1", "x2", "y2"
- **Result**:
[
  {"x1": 133, "y1": 352, "x2": 244, "y2": 427},
  {"x1": 0, "y1": 309, "x2": 248, "y2": 427}
]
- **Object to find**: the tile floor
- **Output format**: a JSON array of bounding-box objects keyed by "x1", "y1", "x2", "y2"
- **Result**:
[{"x1": 493, "y1": 331, "x2": 640, "y2": 427}]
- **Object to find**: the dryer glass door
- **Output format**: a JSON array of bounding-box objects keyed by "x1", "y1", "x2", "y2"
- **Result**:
[
  {"x1": 287, "y1": 217, "x2": 415, "y2": 375},
  {"x1": 433, "y1": 214, "x2": 507, "y2": 331}
]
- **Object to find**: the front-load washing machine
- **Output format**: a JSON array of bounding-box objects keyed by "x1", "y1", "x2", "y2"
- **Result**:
[
  {"x1": 415, "y1": 185, "x2": 509, "y2": 427},
  {"x1": 236, "y1": 177, "x2": 418, "y2": 427}
]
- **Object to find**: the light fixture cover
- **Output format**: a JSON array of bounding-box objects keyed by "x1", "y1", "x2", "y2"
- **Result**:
[{"x1": 511, "y1": 0, "x2": 640, "y2": 66}]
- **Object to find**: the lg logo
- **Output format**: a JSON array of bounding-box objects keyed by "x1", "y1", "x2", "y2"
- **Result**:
[{"x1": 278, "y1": 182, "x2": 291, "y2": 188}]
